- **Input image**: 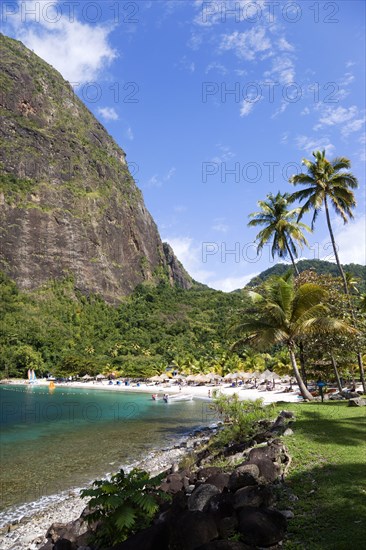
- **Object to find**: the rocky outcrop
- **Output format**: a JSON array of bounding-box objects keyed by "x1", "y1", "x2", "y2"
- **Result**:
[
  {"x1": 38, "y1": 413, "x2": 295, "y2": 550},
  {"x1": 0, "y1": 34, "x2": 192, "y2": 303},
  {"x1": 163, "y1": 242, "x2": 193, "y2": 290}
]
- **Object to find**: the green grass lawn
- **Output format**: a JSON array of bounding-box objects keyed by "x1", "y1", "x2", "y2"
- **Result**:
[{"x1": 273, "y1": 401, "x2": 366, "y2": 550}]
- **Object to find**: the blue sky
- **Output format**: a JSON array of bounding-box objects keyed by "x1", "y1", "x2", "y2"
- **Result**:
[{"x1": 3, "y1": 0, "x2": 365, "y2": 290}]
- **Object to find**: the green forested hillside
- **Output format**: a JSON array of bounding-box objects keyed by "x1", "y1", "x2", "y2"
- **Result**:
[
  {"x1": 247, "y1": 260, "x2": 366, "y2": 292},
  {"x1": 1, "y1": 261, "x2": 365, "y2": 381},
  {"x1": 0, "y1": 272, "x2": 247, "y2": 379}
]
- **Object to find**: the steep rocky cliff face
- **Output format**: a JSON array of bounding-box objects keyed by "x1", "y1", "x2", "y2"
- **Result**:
[{"x1": 0, "y1": 34, "x2": 192, "y2": 302}]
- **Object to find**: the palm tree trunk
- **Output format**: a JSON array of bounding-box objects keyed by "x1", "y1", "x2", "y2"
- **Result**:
[
  {"x1": 288, "y1": 346, "x2": 314, "y2": 400},
  {"x1": 357, "y1": 353, "x2": 366, "y2": 393},
  {"x1": 324, "y1": 197, "x2": 366, "y2": 393},
  {"x1": 299, "y1": 341, "x2": 308, "y2": 387},
  {"x1": 324, "y1": 196, "x2": 348, "y2": 293},
  {"x1": 284, "y1": 240, "x2": 299, "y2": 276},
  {"x1": 330, "y1": 354, "x2": 342, "y2": 392}
]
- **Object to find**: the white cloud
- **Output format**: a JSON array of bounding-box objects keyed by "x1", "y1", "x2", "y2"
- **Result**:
[
  {"x1": 205, "y1": 62, "x2": 228, "y2": 75},
  {"x1": 219, "y1": 28, "x2": 271, "y2": 61},
  {"x1": 339, "y1": 72, "x2": 355, "y2": 87},
  {"x1": 271, "y1": 101, "x2": 288, "y2": 119},
  {"x1": 314, "y1": 105, "x2": 365, "y2": 137},
  {"x1": 179, "y1": 56, "x2": 195, "y2": 73},
  {"x1": 163, "y1": 236, "x2": 215, "y2": 283},
  {"x1": 295, "y1": 135, "x2": 335, "y2": 156},
  {"x1": 264, "y1": 55, "x2": 295, "y2": 85},
  {"x1": 7, "y1": 0, "x2": 116, "y2": 83},
  {"x1": 212, "y1": 219, "x2": 229, "y2": 233},
  {"x1": 211, "y1": 144, "x2": 235, "y2": 164},
  {"x1": 240, "y1": 99, "x2": 255, "y2": 117},
  {"x1": 146, "y1": 167, "x2": 176, "y2": 188},
  {"x1": 301, "y1": 107, "x2": 310, "y2": 116},
  {"x1": 342, "y1": 116, "x2": 366, "y2": 137},
  {"x1": 97, "y1": 107, "x2": 119, "y2": 121},
  {"x1": 164, "y1": 167, "x2": 176, "y2": 181},
  {"x1": 314, "y1": 105, "x2": 358, "y2": 130},
  {"x1": 209, "y1": 272, "x2": 259, "y2": 292},
  {"x1": 126, "y1": 127, "x2": 134, "y2": 141},
  {"x1": 321, "y1": 216, "x2": 366, "y2": 265},
  {"x1": 277, "y1": 37, "x2": 294, "y2": 52},
  {"x1": 147, "y1": 175, "x2": 160, "y2": 187}
]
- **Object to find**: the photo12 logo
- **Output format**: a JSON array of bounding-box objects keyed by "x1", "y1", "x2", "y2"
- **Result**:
[
  {"x1": 201, "y1": 241, "x2": 338, "y2": 264},
  {"x1": 202, "y1": 161, "x2": 301, "y2": 184},
  {"x1": 1, "y1": 2, "x2": 139, "y2": 24},
  {"x1": 201, "y1": 2, "x2": 340, "y2": 24},
  {"x1": 202, "y1": 81, "x2": 340, "y2": 105}
]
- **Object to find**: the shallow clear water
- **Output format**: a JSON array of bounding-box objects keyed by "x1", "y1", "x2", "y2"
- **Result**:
[{"x1": 0, "y1": 384, "x2": 211, "y2": 523}]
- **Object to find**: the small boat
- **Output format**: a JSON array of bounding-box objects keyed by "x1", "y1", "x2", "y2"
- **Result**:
[{"x1": 163, "y1": 394, "x2": 193, "y2": 403}]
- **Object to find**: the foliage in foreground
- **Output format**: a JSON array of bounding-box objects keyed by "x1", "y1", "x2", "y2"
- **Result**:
[
  {"x1": 80, "y1": 468, "x2": 170, "y2": 548},
  {"x1": 212, "y1": 394, "x2": 274, "y2": 446}
]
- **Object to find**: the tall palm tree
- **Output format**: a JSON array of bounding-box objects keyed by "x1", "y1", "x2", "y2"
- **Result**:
[
  {"x1": 289, "y1": 150, "x2": 358, "y2": 293},
  {"x1": 290, "y1": 150, "x2": 365, "y2": 392},
  {"x1": 248, "y1": 192, "x2": 311, "y2": 276},
  {"x1": 231, "y1": 275, "x2": 357, "y2": 401}
]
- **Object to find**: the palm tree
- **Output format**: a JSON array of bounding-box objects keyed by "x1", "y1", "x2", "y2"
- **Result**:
[
  {"x1": 248, "y1": 192, "x2": 311, "y2": 276},
  {"x1": 289, "y1": 150, "x2": 358, "y2": 293},
  {"x1": 231, "y1": 275, "x2": 356, "y2": 401},
  {"x1": 290, "y1": 151, "x2": 365, "y2": 392}
]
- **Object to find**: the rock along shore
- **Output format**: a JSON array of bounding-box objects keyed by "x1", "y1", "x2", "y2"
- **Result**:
[{"x1": 0, "y1": 426, "x2": 217, "y2": 550}]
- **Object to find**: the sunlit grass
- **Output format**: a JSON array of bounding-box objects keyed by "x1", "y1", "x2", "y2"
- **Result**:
[{"x1": 274, "y1": 402, "x2": 366, "y2": 549}]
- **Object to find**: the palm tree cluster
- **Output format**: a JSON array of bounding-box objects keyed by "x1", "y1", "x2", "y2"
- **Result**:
[{"x1": 245, "y1": 150, "x2": 364, "y2": 396}]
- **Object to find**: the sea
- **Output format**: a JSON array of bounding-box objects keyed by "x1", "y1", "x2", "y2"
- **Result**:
[{"x1": 0, "y1": 384, "x2": 213, "y2": 527}]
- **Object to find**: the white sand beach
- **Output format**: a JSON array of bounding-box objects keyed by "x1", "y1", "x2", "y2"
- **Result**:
[{"x1": 28, "y1": 378, "x2": 303, "y2": 404}]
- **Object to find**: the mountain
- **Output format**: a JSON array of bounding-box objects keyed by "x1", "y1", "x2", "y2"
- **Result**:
[
  {"x1": 246, "y1": 259, "x2": 366, "y2": 292},
  {"x1": 0, "y1": 34, "x2": 192, "y2": 303}
]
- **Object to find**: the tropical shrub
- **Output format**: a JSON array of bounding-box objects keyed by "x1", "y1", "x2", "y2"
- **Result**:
[
  {"x1": 80, "y1": 468, "x2": 170, "y2": 548},
  {"x1": 212, "y1": 395, "x2": 273, "y2": 447}
]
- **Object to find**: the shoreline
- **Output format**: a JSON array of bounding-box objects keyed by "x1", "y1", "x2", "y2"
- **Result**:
[
  {"x1": 0, "y1": 424, "x2": 217, "y2": 550},
  {"x1": 2, "y1": 378, "x2": 302, "y2": 405},
  {"x1": 0, "y1": 380, "x2": 301, "y2": 549}
]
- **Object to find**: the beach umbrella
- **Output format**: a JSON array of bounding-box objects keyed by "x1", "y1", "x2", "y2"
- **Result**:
[
  {"x1": 250, "y1": 371, "x2": 261, "y2": 378},
  {"x1": 82, "y1": 374, "x2": 92, "y2": 380},
  {"x1": 186, "y1": 375, "x2": 197, "y2": 382},
  {"x1": 223, "y1": 373, "x2": 236, "y2": 380},
  {"x1": 96, "y1": 374, "x2": 105, "y2": 380},
  {"x1": 210, "y1": 374, "x2": 223, "y2": 381},
  {"x1": 196, "y1": 374, "x2": 211, "y2": 383},
  {"x1": 236, "y1": 371, "x2": 252, "y2": 380},
  {"x1": 259, "y1": 370, "x2": 280, "y2": 381},
  {"x1": 149, "y1": 375, "x2": 162, "y2": 381}
]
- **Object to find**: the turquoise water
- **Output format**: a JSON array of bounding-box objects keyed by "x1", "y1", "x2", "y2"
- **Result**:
[{"x1": 0, "y1": 385, "x2": 211, "y2": 524}]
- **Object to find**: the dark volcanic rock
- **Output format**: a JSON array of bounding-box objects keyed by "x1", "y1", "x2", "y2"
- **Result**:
[
  {"x1": 237, "y1": 506, "x2": 287, "y2": 547},
  {"x1": 168, "y1": 510, "x2": 218, "y2": 549},
  {"x1": 205, "y1": 473, "x2": 230, "y2": 491},
  {"x1": 0, "y1": 34, "x2": 192, "y2": 302},
  {"x1": 233, "y1": 485, "x2": 270, "y2": 509},
  {"x1": 107, "y1": 523, "x2": 167, "y2": 550},
  {"x1": 228, "y1": 464, "x2": 261, "y2": 492},
  {"x1": 197, "y1": 542, "x2": 252, "y2": 550},
  {"x1": 188, "y1": 483, "x2": 221, "y2": 512}
]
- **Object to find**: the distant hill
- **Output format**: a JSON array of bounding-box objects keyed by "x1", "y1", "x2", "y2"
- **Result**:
[{"x1": 246, "y1": 260, "x2": 366, "y2": 293}]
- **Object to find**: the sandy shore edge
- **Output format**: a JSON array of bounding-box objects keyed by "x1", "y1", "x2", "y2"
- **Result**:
[{"x1": 0, "y1": 380, "x2": 300, "y2": 549}]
